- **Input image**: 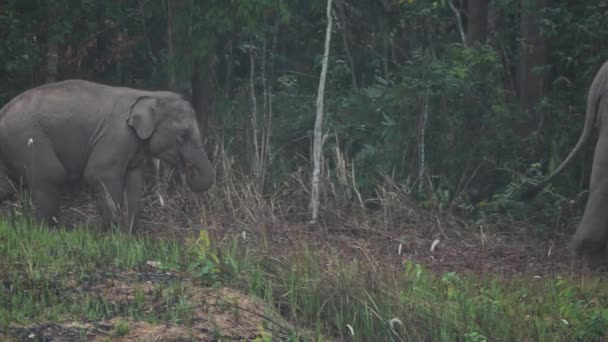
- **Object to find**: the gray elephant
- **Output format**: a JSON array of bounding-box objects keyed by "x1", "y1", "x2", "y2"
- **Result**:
[
  {"x1": 523, "y1": 60, "x2": 608, "y2": 265},
  {"x1": 0, "y1": 79, "x2": 215, "y2": 229}
]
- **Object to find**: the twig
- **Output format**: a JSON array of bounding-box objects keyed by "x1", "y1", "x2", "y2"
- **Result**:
[{"x1": 418, "y1": 88, "x2": 429, "y2": 194}]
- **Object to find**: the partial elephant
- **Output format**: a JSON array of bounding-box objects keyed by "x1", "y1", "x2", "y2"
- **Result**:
[
  {"x1": 0, "y1": 79, "x2": 215, "y2": 229},
  {"x1": 522, "y1": 60, "x2": 608, "y2": 264}
]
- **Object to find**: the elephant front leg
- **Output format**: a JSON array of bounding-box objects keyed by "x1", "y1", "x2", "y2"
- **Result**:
[
  {"x1": 0, "y1": 160, "x2": 16, "y2": 202},
  {"x1": 124, "y1": 168, "x2": 144, "y2": 231},
  {"x1": 91, "y1": 173, "x2": 126, "y2": 230},
  {"x1": 31, "y1": 181, "x2": 61, "y2": 226}
]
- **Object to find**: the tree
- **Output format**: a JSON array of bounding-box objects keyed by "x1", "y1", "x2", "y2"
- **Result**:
[
  {"x1": 466, "y1": 0, "x2": 489, "y2": 45},
  {"x1": 518, "y1": 0, "x2": 548, "y2": 119},
  {"x1": 166, "y1": 0, "x2": 177, "y2": 91},
  {"x1": 310, "y1": 0, "x2": 334, "y2": 223}
]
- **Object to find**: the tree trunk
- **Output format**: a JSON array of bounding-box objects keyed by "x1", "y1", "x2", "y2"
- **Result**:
[
  {"x1": 336, "y1": 0, "x2": 357, "y2": 90},
  {"x1": 449, "y1": 0, "x2": 467, "y2": 46},
  {"x1": 166, "y1": 0, "x2": 177, "y2": 91},
  {"x1": 310, "y1": 0, "x2": 334, "y2": 224},
  {"x1": 46, "y1": 5, "x2": 59, "y2": 83},
  {"x1": 518, "y1": 0, "x2": 548, "y2": 119},
  {"x1": 466, "y1": 0, "x2": 489, "y2": 45},
  {"x1": 191, "y1": 54, "x2": 214, "y2": 141},
  {"x1": 46, "y1": 41, "x2": 59, "y2": 83}
]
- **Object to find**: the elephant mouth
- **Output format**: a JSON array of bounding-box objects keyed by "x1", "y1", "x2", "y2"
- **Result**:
[
  {"x1": 178, "y1": 146, "x2": 214, "y2": 192},
  {"x1": 184, "y1": 160, "x2": 193, "y2": 170}
]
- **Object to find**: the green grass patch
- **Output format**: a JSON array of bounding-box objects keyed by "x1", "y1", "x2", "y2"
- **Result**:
[
  {"x1": 0, "y1": 218, "x2": 188, "y2": 329},
  {"x1": 217, "y1": 240, "x2": 608, "y2": 341}
]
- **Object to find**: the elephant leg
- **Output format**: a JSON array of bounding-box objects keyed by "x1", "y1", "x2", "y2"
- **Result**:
[
  {"x1": 26, "y1": 140, "x2": 67, "y2": 226},
  {"x1": 573, "y1": 133, "x2": 608, "y2": 266},
  {"x1": 572, "y1": 189, "x2": 608, "y2": 260},
  {"x1": 92, "y1": 175, "x2": 125, "y2": 230},
  {"x1": 124, "y1": 168, "x2": 144, "y2": 230},
  {"x1": 0, "y1": 160, "x2": 15, "y2": 201},
  {"x1": 31, "y1": 182, "x2": 62, "y2": 226}
]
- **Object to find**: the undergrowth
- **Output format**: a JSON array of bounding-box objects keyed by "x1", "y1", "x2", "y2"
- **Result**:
[{"x1": 218, "y1": 237, "x2": 608, "y2": 341}]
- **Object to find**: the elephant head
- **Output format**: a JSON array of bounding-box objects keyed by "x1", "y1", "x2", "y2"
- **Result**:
[{"x1": 128, "y1": 94, "x2": 215, "y2": 192}]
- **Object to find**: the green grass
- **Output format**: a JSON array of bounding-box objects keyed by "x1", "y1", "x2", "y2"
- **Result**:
[
  {"x1": 2, "y1": 218, "x2": 608, "y2": 341},
  {"x1": 218, "y1": 241, "x2": 608, "y2": 341},
  {"x1": 0, "y1": 218, "x2": 188, "y2": 329}
]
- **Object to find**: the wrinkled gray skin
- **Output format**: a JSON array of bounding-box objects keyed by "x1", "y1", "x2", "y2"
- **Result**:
[
  {"x1": 0, "y1": 79, "x2": 214, "y2": 229},
  {"x1": 523, "y1": 60, "x2": 608, "y2": 265}
]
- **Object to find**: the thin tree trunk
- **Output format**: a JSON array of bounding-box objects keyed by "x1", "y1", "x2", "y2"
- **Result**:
[
  {"x1": 46, "y1": 41, "x2": 59, "y2": 83},
  {"x1": 518, "y1": 0, "x2": 548, "y2": 130},
  {"x1": 336, "y1": 0, "x2": 357, "y2": 90},
  {"x1": 249, "y1": 45, "x2": 260, "y2": 183},
  {"x1": 310, "y1": 0, "x2": 334, "y2": 223},
  {"x1": 191, "y1": 55, "x2": 214, "y2": 140},
  {"x1": 466, "y1": 0, "x2": 489, "y2": 45},
  {"x1": 449, "y1": 0, "x2": 467, "y2": 46},
  {"x1": 258, "y1": 34, "x2": 268, "y2": 190},
  {"x1": 383, "y1": 31, "x2": 389, "y2": 79},
  {"x1": 418, "y1": 88, "x2": 429, "y2": 193},
  {"x1": 224, "y1": 40, "x2": 233, "y2": 97},
  {"x1": 46, "y1": 5, "x2": 59, "y2": 83},
  {"x1": 265, "y1": 19, "x2": 279, "y2": 169},
  {"x1": 166, "y1": 0, "x2": 177, "y2": 91}
]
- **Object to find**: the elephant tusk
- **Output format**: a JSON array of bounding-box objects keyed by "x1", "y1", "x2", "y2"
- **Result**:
[
  {"x1": 157, "y1": 191, "x2": 164, "y2": 206},
  {"x1": 430, "y1": 239, "x2": 440, "y2": 252}
]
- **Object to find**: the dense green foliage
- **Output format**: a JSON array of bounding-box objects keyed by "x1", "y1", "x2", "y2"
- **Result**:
[{"x1": 2, "y1": 1, "x2": 608, "y2": 224}]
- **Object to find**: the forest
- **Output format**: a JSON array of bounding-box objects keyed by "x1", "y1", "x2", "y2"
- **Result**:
[{"x1": 2, "y1": 0, "x2": 608, "y2": 341}]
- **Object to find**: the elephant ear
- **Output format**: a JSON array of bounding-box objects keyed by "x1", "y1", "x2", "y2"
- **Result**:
[{"x1": 128, "y1": 96, "x2": 158, "y2": 139}]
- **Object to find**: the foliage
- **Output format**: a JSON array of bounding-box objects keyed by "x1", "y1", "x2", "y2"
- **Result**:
[
  {"x1": 327, "y1": 43, "x2": 511, "y2": 196},
  {"x1": 186, "y1": 229, "x2": 221, "y2": 284},
  {"x1": 2, "y1": 0, "x2": 608, "y2": 226}
]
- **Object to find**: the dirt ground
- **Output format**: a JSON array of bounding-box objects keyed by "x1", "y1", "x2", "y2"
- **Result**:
[{"x1": 0, "y1": 184, "x2": 600, "y2": 341}]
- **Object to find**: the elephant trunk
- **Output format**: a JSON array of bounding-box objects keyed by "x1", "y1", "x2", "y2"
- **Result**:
[{"x1": 180, "y1": 143, "x2": 215, "y2": 193}]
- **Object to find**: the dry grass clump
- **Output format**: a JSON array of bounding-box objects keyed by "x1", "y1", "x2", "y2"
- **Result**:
[{"x1": 0, "y1": 140, "x2": 574, "y2": 277}]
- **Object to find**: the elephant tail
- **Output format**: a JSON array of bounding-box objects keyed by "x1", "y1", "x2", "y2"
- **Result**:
[{"x1": 520, "y1": 62, "x2": 608, "y2": 200}]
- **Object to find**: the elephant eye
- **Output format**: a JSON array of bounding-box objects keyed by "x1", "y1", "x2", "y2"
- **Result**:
[{"x1": 177, "y1": 130, "x2": 189, "y2": 144}]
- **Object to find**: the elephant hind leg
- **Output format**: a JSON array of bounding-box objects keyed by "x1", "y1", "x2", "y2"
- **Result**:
[
  {"x1": 25, "y1": 140, "x2": 68, "y2": 226},
  {"x1": 572, "y1": 190, "x2": 608, "y2": 267},
  {"x1": 573, "y1": 131, "x2": 608, "y2": 268}
]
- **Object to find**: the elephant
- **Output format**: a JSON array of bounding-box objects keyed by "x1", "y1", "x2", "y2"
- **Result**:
[
  {"x1": 0, "y1": 79, "x2": 215, "y2": 230},
  {"x1": 523, "y1": 59, "x2": 608, "y2": 265}
]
